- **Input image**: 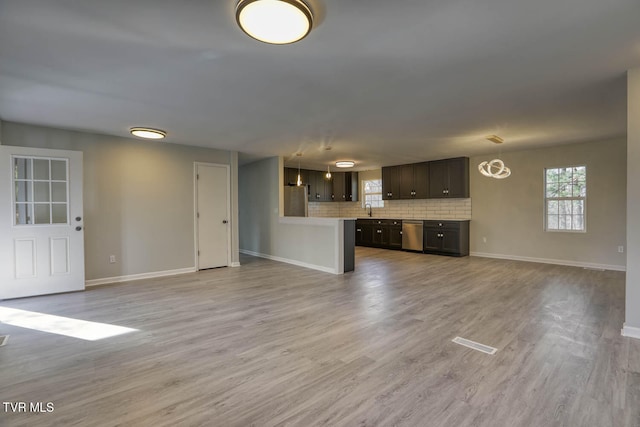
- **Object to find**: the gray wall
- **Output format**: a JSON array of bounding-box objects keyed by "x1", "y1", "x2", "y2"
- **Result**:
[
  {"x1": 239, "y1": 157, "x2": 336, "y2": 270},
  {"x1": 470, "y1": 137, "x2": 627, "y2": 269},
  {"x1": 627, "y1": 69, "x2": 640, "y2": 329},
  {"x1": 1, "y1": 121, "x2": 239, "y2": 280}
]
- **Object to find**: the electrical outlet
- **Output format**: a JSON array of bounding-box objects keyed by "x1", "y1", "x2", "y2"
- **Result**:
[
  {"x1": 109, "y1": 255, "x2": 116, "y2": 264},
  {"x1": 482, "y1": 237, "x2": 487, "y2": 243},
  {"x1": 618, "y1": 246, "x2": 624, "y2": 253}
]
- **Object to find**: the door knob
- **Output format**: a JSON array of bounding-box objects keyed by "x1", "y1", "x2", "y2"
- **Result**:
[
  {"x1": 222, "y1": 220, "x2": 228, "y2": 224},
  {"x1": 76, "y1": 226, "x2": 82, "y2": 231},
  {"x1": 75, "y1": 216, "x2": 82, "y2": 221}
]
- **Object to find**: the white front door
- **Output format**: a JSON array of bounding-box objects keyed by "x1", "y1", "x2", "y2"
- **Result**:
[
  {"x1": 0, "y1": 146, "x2": 85, "y2": 299},
  {"x1": 195, "y1": 163, "x2": 230, "y2": 269}
]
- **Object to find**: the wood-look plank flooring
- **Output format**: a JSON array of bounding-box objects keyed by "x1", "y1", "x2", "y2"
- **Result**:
[{"x1": 0, "y1": 248, "x2": 637, "y2": 427}]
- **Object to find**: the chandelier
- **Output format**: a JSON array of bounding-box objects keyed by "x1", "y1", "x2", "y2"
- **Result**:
[{"x1": 478, "y1": 135, "x2": 511, "y2": 179}]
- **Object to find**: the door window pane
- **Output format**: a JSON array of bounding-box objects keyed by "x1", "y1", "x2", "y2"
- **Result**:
[
  {"x1": 14, "y1": 158, "x2": 32, "y2": 179},
  {"x1": 52, "y1": 204, "x2": 68, "y2": 224},
  {"x1": 33, "y1": 159, "x2": 50, "y2": 180},
  {"x1": 51, "y1": 182, "x2": 67, "y2": 203},
  {"x1": 34, "y1": 181, "x2": 50, "y2": 202},
  {"x1": 34, "y1": 204, "x2": 51, "y2": 224},
  {"x1": 15, "y1": 181, "x2": 32, "y2": 202},
  {"x1": 15, "y1": 203, "x2": 33, "y2": 225},
  {"x1": 51, "y1": 160, "x2": 67, "y2": 180}
]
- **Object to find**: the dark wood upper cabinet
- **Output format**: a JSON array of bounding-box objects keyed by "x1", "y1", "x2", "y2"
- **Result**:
[
  {"x1": 331, "y1": 172, "x2": 345, "y2": 201},
  {"x1": 398, "y1": 164, "x2": 414, "y2": 199},
  {"x1": 332, "y1": 171, "x2": 358, "y2": 202},
  {"x1": 382, "y1": 166, "x2": 400, "y2": 200},
  {"x1": 383, "y1": 162, "x2": 429, "y2": 200},
  {"x1": 346, "y1": 172, "x2": 358, "y2": 202},
  {"x1": 308, "y1": 170, "x2": 332, "y2": 202},
  {"x1": 410, "y1": 162, "x2": 429, "y2": 199},
  {"x1": 428, "y1": 157, "x2": 469, "y2": 198},
  {"x1": 284, "y1": 167, "x2": 358, "y2": 202}
]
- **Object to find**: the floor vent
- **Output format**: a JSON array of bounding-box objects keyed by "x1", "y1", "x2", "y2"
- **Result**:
[
  {"x1": 0, "y1": 335, "x2": 8, "y2": 347},
  {"x1": 452, "y1": 336, "x2": 497, "y2": 355}
]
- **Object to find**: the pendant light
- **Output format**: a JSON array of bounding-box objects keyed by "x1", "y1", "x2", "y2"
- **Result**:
[
  {"x1": 478, "y1": 135, "x2": 511, "y2": 179},
  {"x1": 296, "y1": 153, "x2": 303, "y2": 186},
  {"x1": 325, "y1": 165, "x2": 332, "y2": 179}
]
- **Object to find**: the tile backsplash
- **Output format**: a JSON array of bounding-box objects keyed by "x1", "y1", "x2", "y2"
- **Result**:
[{"x1": 308, "y1": 198, "x2": 472, "y2": 220}]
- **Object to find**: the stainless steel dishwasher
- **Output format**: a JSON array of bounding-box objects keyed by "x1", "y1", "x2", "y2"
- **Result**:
[{"x1": 402, "y1": 220, "x2": 424, "y2": 251}]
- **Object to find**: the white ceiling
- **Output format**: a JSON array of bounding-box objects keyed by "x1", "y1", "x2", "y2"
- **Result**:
[{"x1": 1, "y1": 0, "x2": 638, "y2": 170}]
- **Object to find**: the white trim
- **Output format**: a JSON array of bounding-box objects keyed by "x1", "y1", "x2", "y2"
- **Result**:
[
  {"x1": 85, "y1": 267, "x2": 196, "y2": 287},
  {"x1": 239, "y1": 249, "x2": 338, "y2": 274},
  {"x1": 621, "y1": 324, "x2": 640, "y2": 339},
  {"x1": 470, "y1": 251, "x2": 626, "y2": 272},
  {"x1": 230, "y1": 262, "x2": 241, "y2": 267},
  {"x1": 194, "y1": 162, "x2": 232, "y2": 269}
]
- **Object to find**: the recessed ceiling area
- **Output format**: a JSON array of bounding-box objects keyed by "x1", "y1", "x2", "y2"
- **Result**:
[{"x1": 0, "y1": 0, "x2": 638, "y2": 170}]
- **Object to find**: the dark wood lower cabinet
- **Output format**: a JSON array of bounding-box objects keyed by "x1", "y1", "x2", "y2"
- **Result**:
[
  {"x1": 356, "y1": 219, "x2": 470, "y2": 257},
  {"x1": 356, "y1": 223, "x2": 374, "y2": 246},
  {"x1": 372, "y1": 226, "x2": 389, "y2": 246},
  {"x1": 356, "y1": 219, "x2": 401, "y2": 250},
  {"x1": 423, "y1": 220, "x2": 469, "y2": 256},
  {"x1": 388, "y1": 225, "x2": 402, "y2": 249}
]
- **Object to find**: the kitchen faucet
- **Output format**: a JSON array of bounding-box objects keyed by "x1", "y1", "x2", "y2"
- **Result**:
[{"x1": 365, "y1": 203, "x2": 372, "y2": 217}]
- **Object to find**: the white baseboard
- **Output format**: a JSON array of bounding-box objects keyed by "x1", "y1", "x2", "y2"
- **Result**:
[
  {"x1": 86, "y1": 267, "x2": 197, "y2": 287},
  {"x1": 470, "y1": 252, "x2": 626, "y2": 272},
  {"x1": 240, "y1": 249, "x2": 337, "y2": 274},
  {"x1": 622, "y1": 324, "x2": 640, "y2": 340},
  {"x1": 230, "y1": 262, "x2": 241, "y2": 267}
]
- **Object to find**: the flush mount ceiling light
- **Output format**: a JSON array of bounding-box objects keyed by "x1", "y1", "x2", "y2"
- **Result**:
[
  {"x1": 478, "y1": 135, "x2": 511, "y2": 179},
  {"x1": 236, "y1": 0, "x2": 313, "y2": 45},
  {"x1": 336, "y1": 161, "x2": 355, "y2": 168},
  {"x1": 130, "y1": 127, "x2": 166, "y2": 140}
]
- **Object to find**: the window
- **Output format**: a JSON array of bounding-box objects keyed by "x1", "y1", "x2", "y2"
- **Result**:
[
  {"x1": 13, "y1": 156, "x2": 69, "y2": 225},
  {"x1": 362, "y1": 179, "x2": 384, "y2": 208},
  {"x1": 544, "y1": 166, "x2": 586, "y2": 232}
]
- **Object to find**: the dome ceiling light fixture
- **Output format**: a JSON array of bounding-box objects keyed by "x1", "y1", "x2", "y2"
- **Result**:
[
  {"x1": 236, "y1": 0, "x2": 314, "y2": 45},
  {"x1": 478, "y1": 135, "x2": 511, "y2": 179},
  {"x1": 336, "y1": 161, "x2": 355, "y2": 168},
  {"x1": 130, "y1": 127, "x2": 167, "y2": 140}
]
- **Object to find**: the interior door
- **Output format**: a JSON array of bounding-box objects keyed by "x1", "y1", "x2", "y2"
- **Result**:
[
  {"x1": 196, "y1": 163, "x2": 229, "y2": 269},
  {"x1": 0, "y1": 146, "x2": 84, "y2": 299}
]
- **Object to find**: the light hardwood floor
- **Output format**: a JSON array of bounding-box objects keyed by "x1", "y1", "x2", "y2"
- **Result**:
[{"x1": 1, "y1": 248, "x2": 638, "y2": 427}]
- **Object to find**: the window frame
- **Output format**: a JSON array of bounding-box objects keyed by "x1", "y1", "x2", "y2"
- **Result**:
[
  {"x1": 543, "y1": 165, "x2": 587, "y2": 233},
  {"x1": 361, "y1": 178, "x2": 384, "y2": 209}
]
